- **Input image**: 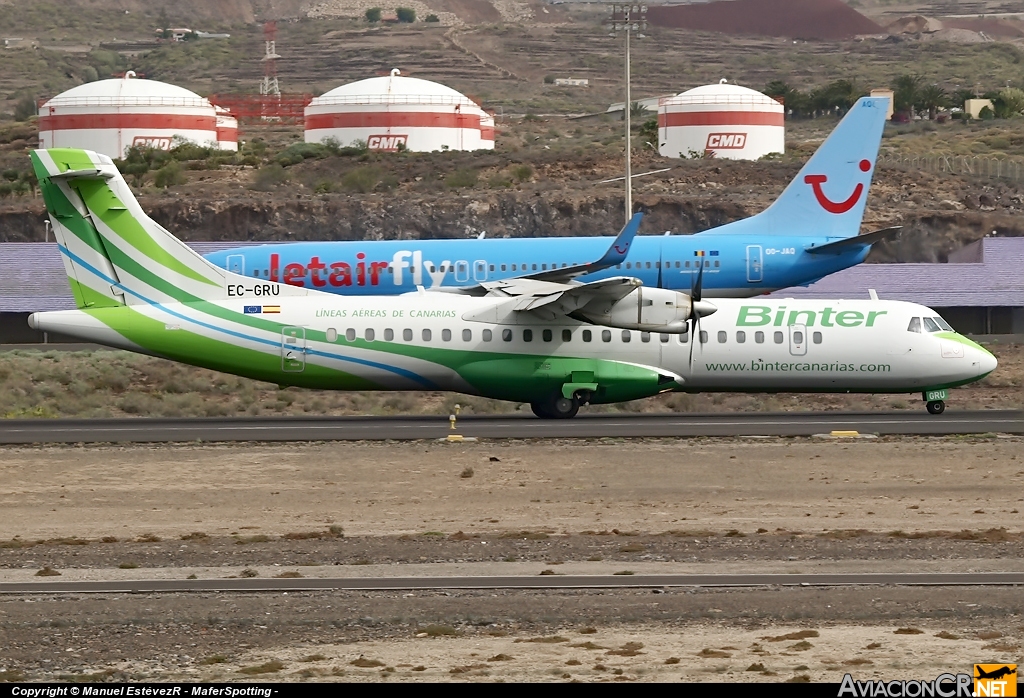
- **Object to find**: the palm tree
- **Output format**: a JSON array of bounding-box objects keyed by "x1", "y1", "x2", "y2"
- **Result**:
[
  {"x1": 916, "y1": 84, "x2": 948, "y2": 120},
  {"x1": 891, "y1": 74, "x2": 924, "y2": 117}
]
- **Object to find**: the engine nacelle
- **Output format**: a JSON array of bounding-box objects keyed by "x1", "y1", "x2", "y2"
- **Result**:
[{"x1": 577, "y1": 286, "x2": 693, "y2": 334}]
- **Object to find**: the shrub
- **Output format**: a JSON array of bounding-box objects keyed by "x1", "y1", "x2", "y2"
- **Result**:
[
  {"x1": 543, "y1": 75, "x2": 556, "y2": 84},
  {"x1": 275, "y1": 142, "x2": 330, "y2": 166},
  {"x1": 365, "y1": 7, "x2": 382, "y2": 22},
  {"x1": 252, "y1": 163, "x2": 288, "y2": 190},
  {"x1": 446, "y1": 168, "x2": 478, "y2": 188},
  {"x1": 512, "y1": 164, "x2": 533, "y2": 182},
  {"x1": 396, "y1": 7, "x2": 416, "y2": 22},
  {"x1": 14, "y1": 96, "x2": 36, "y2": 122},
  {"x1": 341, "y1": 167, "x2": 380, "y2": 193},
  {"x1": 153, "y1": 161, "x2": 186, "y2": 188}
]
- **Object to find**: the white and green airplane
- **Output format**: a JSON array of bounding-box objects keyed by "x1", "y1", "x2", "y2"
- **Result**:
[{"x1": 28, "y1": 148, "x2": 996, "y2": 418}]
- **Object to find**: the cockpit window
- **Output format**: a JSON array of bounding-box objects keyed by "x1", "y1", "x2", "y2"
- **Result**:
[
  {"x1": 933, "y1": 316, "x2": 953, "y2": 332},
  {"x1": 922, "y1": 317, "x2": 941, "y2": 333},
  {"x1": 907, "y1": 317, "x2": 921, "y2": 333}
]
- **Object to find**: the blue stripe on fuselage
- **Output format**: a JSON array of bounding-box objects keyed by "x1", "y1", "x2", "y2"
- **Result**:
[{"x1": 203, "y1": 235, "x2": 869, "y2": 298}]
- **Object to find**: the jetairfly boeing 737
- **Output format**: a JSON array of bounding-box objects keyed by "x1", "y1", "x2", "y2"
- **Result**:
[
  {"x1": 28, "y1": 147, "x2": 994, "y2": 418},
  {"x1": 205, "y1": 97, "x2": 897, "y2": 298}
]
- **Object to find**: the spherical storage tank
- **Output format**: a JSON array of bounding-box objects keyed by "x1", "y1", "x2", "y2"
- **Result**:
[
  {"x1": 659, "y1": 80, "x2": 783, "y2": 161},
  {"x1": 305, "y1": 69, "x2": 494, "y2": 152},
  {"x1": 38, "y1": 72, "x2": 238, "y2": 159}
]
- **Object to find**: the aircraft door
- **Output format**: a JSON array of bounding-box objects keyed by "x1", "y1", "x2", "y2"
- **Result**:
[
  {"x1": 746, "y1": 245, "x2": 763, "y2": 283},
  {"x1": 473, "y1": 260, "x2": 488, "y2": 282},
  {"x1": 281, "y1": 327, "x2": 306, "y2": 372},
  {"x1": 455, "y1": 260, "x2": 470, "y2": 282},
  {"x1": 789, "y1": 324, "x2": 807, "y2": 357},
  {"x1": 227, "y1": 254, "x2": 245, "y2": 275}
]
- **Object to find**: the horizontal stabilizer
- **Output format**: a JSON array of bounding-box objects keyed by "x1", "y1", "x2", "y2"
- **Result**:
[
  {"x1": 805, "y1": 226, "x2": 902, "y2": 255},
  {"x1": 49, "y1": 168, "x2": 115, "y2": 181}
]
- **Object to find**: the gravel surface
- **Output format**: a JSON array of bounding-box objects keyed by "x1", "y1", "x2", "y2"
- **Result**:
[{"x1": 1, "y1": 437, "x2": 1021, "y2": 682}]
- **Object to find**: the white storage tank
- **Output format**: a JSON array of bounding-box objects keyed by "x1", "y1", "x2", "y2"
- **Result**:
[
  {"x1": 38, "y1": 72, "x2": 236, "y2": 158},
  {"x1": 659, "y1": 80, "x2": 784, "y2": 160},
  {"x1": 215, "y1": 107, "x2": 239, "y2": 152},
  {"x1": 304, "y1": 69, "x2": 494, "y2": 152}
]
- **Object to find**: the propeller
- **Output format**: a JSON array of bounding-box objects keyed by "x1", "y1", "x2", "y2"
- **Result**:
[{"x1": 687, "y1": 259, "x2": 718, "y2": 368}]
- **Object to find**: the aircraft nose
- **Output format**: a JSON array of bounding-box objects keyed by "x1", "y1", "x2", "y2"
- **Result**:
[{"x1": 978, "y1": 347, "x2": 998, "y2": 375}]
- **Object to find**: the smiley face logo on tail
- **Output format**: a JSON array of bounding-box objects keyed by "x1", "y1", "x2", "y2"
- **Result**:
[
  {"x1": 804, "y1": 159, "x2": 872, "y2": 214},
  {"x1": 613, "y1": 242, "x2": 630, "y2": 255}
]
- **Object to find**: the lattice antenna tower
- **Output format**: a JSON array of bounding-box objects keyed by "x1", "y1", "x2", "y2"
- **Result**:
[{"x1": 260, "y1": 20, "x2": 281, "y2": 98}]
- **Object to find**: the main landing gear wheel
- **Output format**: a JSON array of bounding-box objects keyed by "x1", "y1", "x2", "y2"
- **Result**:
[
  {"x1": 531, "y1": 394, "x2": 580, "y2": 419},
  {"x1": 926, "y1": 400, "x2": 945, "y2": 415}
]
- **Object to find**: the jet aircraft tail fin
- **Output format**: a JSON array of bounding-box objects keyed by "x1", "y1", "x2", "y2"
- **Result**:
[
  {"x1": 31, "y1": 148, "x2": 304, "y2": 309},
  {"x1": 706, "y1": 96, "x2": 889, "y2": 240}
]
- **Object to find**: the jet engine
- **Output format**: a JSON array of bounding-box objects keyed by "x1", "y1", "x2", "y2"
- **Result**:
[{"x1": 575, "y1": 286, "x2": 716, "y2": 334}]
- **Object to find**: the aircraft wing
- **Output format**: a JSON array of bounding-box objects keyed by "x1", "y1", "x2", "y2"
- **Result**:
[
  {"x1": 526, "y1": 212, "x2": 642, "y2": 284},
  {"x1": 434, "y1": 213, "x2": 643, "y2": 297},
  {"x1": 504, "y1": 276, "x2": 642, "y2": 320},
  {"x1": 805, "y1": 226, "x2": 902, "y2": 255}
]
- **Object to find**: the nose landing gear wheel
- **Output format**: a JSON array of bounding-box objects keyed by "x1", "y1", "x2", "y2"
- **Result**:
[
  {"x1": 926, "y1": 400, "x2": 945, "y2": 415},
  {"x1": 531, "y1": 394, "x2": 581, "y2": 419}
]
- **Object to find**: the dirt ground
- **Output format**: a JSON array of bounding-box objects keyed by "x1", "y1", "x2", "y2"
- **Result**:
[{"x1": 0, "y1": 437, "x2": 1022, "y2": 682}]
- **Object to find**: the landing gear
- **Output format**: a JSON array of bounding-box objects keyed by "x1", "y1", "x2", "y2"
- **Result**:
[
  {"x1": 531, "y1": 393, "x2": 581, "y2": 419},
  {"x1": 926, "y1": 400, "x2": 945, "y2": 415}
]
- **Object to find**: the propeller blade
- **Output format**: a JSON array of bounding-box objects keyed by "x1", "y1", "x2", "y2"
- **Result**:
[{"x1": 694, "y1": 257, "x2": 704, "y2": 302}]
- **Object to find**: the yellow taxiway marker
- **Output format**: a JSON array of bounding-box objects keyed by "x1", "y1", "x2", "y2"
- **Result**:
[{"x1": 830, "y1": 430, "x2": 860, "y2": 437}]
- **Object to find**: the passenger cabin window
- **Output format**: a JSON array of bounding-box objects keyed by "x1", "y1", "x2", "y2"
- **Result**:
[
  {"x1": 523, "y1": 329, "x2": 533, "y2": 342},
  {"x1": 543, "y1": 329, "x2": 552, "y2": 342},
  {"x1": 384, "y1": 328, "x2": 394, "y2": 341},
  {"x1": 345, "y1": 328, "x2": 356, "y2": 342},
  {"x1": 923, "y1": 317, "x2": 941, "y2": 333},
  {"x1": 463, "y1": 329, "x2": 472, "y2": 342},
  {"x1": 774, "y1": 331, "x2": 784, "y2": 344},
  {"x1": 442, "y1": 329, "x2": 451, "y2": 342},
  {"x1": 422, "y1": 329, "x2": 432, "y2": 341},
  {"x1": 660, "y1": 333, "x2": 669, "y2": 343},
  {"x1": 622, "y1": 330, "x2": 631, "y2": 342},
  {"x1": 755, "y1": 331, "x2": 764, "y2": 344},
  {"x1": 736, "y1": 331, "x2": 745, "y2": 343},
  {"x1": 602, "y1": 330, "x2": 612, "y2": 343},
  {"x1": 403, "y1": 329, "x2": 413, "y2": 341},
  {"x1": 679, "y1": 329, "x2": 689, "y2": 344},
  {"x1": 793, "y1": 331, "x2": 804, "y2": 344},
  {"x1": 365, "y1": 328, "x2": 375, "y2": 341},
  {"x1": 502, "y1": 329, "x2": 512, "y2": 342},
  {"x1": 641, "y1": 332, "x2": 651, "y2": 343},
  {"x1": 699, "y1": 330, "x2": 709, "y2": 344},
  {"x1": 326, "y1": 328, "x2": 338, "y2": 342},
  {"x1": 562, "y1": 329, "x2": 572, "y2": 342},
  {"x1": 907, "y1": 317, "x2": 922, "y2": 333},
  {"x1": 483, "y1": 329, "x2": 492, "y2": 342},
  {"x1": 813, "y1": 332, "x2": 822, "y2": 344},
  {"x1": 718, "y1": 331, "x2": 727, "y2": 343},
  {"x1": 582, "y1": 330, "x2": 592, "y2": 342}
]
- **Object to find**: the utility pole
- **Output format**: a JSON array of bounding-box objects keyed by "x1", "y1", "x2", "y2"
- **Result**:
[{"x1": 608, "y1": 4, "x2": 647, "y2": 225}]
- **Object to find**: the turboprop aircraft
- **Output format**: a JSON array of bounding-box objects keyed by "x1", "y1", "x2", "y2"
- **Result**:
[
  {"x1": 205, "y1": 96, "x2": 897, "y2": 299},
  {"x1": 29, "y1": 148, "x2": 994, "y2": 419}
]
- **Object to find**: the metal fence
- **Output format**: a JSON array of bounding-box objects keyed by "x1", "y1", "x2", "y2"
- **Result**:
[{"x1": 879, "y1": 154, "x2": 1024, "y2": 182}]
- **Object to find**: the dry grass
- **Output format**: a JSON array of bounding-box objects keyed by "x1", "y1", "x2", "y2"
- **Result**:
[
  {"x1": 238, "y1": 660, "x2": 284, "y2": 675},
  {"x1": 1, "y1": 347, "x2": 1019, "y2": 420}
]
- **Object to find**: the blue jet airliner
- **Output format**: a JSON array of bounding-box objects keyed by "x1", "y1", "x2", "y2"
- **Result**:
[{"x1": 205, "y1": 97, "x2": 895, "y2": 298}]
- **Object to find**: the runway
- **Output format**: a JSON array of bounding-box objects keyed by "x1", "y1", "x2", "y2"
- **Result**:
[
  {"x1": 1, "y1": 572, "x2": 1021, "y2": 594},
  {"x1": 0, "y1": 410, "x2": 1021, "y2": 444}
]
